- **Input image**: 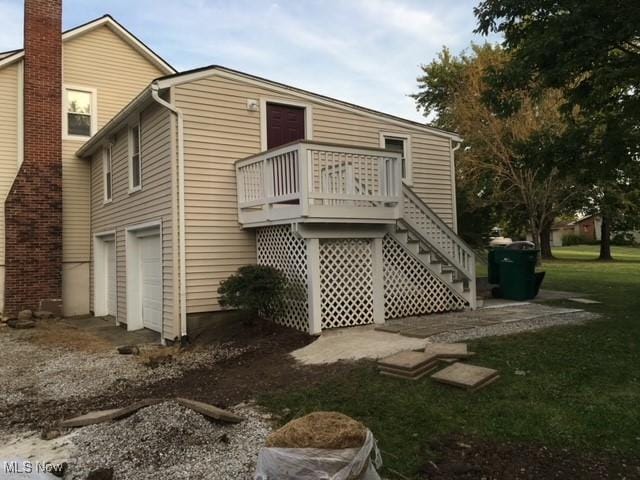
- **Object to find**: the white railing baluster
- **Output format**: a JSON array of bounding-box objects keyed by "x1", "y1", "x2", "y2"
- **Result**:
[
  {"x1": 236, "y1": 141, "x2": 403, "y2": 224},
  {"x1": 399, "y1": 185, "x2": 476, "y2": 286}
]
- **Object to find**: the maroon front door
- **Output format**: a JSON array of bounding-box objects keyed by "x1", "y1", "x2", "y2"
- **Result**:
[{"x1": 266, "y1": 103, "x2": 305, "y2": 149}]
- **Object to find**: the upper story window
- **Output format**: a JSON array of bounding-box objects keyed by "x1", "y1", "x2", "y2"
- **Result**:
[
  {"x1": 65, "y1": 87, "x2": 96, "y2": 138},
  {"x1": 380, "y1": 133, "x2": 412, "y2": 185},
  {"x1": 102, "y1": 144, "x2": 113, "y2": 203},
  {"x1": 129, "y1": 122, "x2": 142, "y2": 192}
]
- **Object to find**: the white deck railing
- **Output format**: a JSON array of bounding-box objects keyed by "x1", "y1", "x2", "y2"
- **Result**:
[
  {"x1": 236, "y1": 141, "x2": 403, "y2": 225},
  {"x1": 401, "y1": 185, "x2": 476, "y2": 282}
]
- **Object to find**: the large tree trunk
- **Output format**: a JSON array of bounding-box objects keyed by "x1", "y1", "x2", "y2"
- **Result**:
[
  {"x1": 540, "y1": 223, "x2": 554, "y2": 260},
  {"x1": 599, "y1": 215, "x2": 613, "y2": 261},
  {"x1": 529, "y1": 223, "x2": 542, "y2": 265}
]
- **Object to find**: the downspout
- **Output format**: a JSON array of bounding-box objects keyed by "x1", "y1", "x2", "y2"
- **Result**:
[
  {"x1": 151, "y1": 83, "x2": 188, "y2": 342},
  {"x1": 450, "y1": 140, "x2": 461, "y2": 234}
]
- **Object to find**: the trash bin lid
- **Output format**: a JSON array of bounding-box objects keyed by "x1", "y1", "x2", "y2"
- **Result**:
[{"x1": 505, "y1": 241, "x2": 536, "y2": 250}]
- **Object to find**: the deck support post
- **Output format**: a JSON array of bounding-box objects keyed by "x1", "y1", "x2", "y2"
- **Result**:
[
  {"x1": 306, "y1": 238, "x2": 322, "y2": 335},
  {"x1": 371, "y1": 237, "x2": 385, "y2": 324}
]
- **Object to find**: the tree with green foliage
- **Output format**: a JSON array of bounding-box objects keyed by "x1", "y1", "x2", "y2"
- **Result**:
[
  {"x1": 474, "y1": 0, "x2": 640, "y2": 260},
  {"x1": 414, "y1": 44, "x2": 580, "y2": 258}
]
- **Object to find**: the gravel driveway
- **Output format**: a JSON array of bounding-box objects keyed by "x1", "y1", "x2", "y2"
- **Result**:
[
  {"x1": 67, "y1": 401, "x2": 272, "y2": 480},
  {"x1": 0, "y1": 318, "x2": 306, "y2": 479}
]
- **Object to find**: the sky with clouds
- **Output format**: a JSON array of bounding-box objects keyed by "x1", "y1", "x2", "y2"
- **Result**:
[{"x1": 0, "y1": 0, "x2": 500, "y2": 122}]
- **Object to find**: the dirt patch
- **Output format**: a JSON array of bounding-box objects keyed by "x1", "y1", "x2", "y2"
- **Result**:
[
  {"x1": 26, "y1": 319, "x2": 114, "y2": 352},
  {"x1": 0, "y1": 318, "x2": 355, "y2": 434},
  {"x1": 420, "y1": 435, "x2": 640, "y2": 479}
]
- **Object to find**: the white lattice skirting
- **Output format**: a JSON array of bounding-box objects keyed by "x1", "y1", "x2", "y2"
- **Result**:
[
  {"x1": 382, "y1": 234, "x2": 467, "y2": 319},
  {"x1": 256, "y1": 227, "x2": 467, "y2": 333},
  {"x1": 256, "y1": 226, "x2": 309, "y2": 331},
  {"x1": 319, "y1": 239, "x2": 374, "y2": 329}
]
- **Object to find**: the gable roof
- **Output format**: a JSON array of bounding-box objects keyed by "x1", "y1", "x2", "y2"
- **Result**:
[
  {"x1": 155, "y1": 65, "x2": 462, "y2": 142},
  {"x1": 0, "y1": 14, "x2": 175, "y2": 74},
  {"x1": 77, "y1": 64, "x2": 461, "y2": 157}
]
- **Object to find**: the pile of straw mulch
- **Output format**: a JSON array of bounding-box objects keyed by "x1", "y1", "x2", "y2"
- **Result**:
[{"x1": 265, "y1": 411, "x2": 367, "y2": 449}]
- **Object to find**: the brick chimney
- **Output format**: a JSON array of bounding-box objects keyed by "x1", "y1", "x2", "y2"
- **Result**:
[{"x1": 4, "y1": 0, "x2": 63, "y2": 316}]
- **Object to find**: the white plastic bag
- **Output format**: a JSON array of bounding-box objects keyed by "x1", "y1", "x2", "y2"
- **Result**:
[{"x1": 254, "y1": 429, "x2": 382, "y2": 480}]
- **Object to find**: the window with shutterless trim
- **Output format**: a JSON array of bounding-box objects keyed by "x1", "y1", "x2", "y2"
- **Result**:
[
  {"x1": 65, "y1": 87, "x2": 96, "y2": 138},
  {"x1": 380, "y1": 132, "x2": 412, "y2": 185},
  {"x1": 129, "y1": 119, "x2": 142, "y2": 192},
  {"x1": 102, "y1": 144, "x2": 113, "y2": 203}
]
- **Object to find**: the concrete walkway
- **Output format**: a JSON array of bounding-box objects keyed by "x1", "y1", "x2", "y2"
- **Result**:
[
  {"x1": 292, "y1": 300, "x2": 597, "y2": 365},
  {"x1": 375, "y1": 303, "x2": 584, "y2": 338},
  {"x1": 292, "y1": 326, "x2": 428, "y2": 365}
]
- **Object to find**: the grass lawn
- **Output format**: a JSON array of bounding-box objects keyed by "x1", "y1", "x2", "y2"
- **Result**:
[{"x1": 259, "y1": 245, "x2": 640, "y2": 477}]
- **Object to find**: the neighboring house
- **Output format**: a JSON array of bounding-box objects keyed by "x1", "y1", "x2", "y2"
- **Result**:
[
  {"x1": 573, "y1": 215, "x2": 602, "y2": 242},
  {"x1": 572, "y1": 215, "x2": 639, "y2": 244},
  {"x1": 528, "y1": 215, "x2": 639, "y2": 246},
  {"x1": 526, "y1": 220, "x2": 588, "y2": 246},
  {"x1": 0, "y1": 4, "x2": 174, "y2": 316},
  {"x1": 3, "y1": 1, "x2": 476, "y2": 342}
]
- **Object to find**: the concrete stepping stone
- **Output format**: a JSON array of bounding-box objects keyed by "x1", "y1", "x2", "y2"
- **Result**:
[
  {"x1": 378, "y1": 350, "x2": 440, "y2": 380},
  {"x1": 424, "y1": 343, "x2": 475, "y2": 358},
  {"x1": 380, "y1": 362, "x2": 439, "y2": 381},
  {"x1": 176, "y1": 397, "x2": 244, "y2": 423},
  {"x1": 568, "y1": 297, "x2": 601, "y2": 304},
  {"x1": 378, "y1": 351, "x2": 440, "y2": 371},
  {"x1": 60, "y1": 399, "x2": 160, "y2": 427},
  {"x1": 431, "y1": 363, "x2": 499, "y2": 392}
]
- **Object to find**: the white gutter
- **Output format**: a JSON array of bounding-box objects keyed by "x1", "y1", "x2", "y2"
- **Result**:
[{"x1": 151, "y1": 83, "x2": 187, "y2": 341}]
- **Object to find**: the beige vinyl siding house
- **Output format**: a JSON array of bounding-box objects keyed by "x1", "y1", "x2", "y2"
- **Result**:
[
  {"x1": 89, "y1": 102, "x2": 176, "y2": 339},
  {"x1": 60, "y1": 23, "x2": 169, "y2": 316},
  {"x1": 0, "y1": 15, "x2": 174, "y2": 317},
  {"x1": 173, "y1": 73, "x2": 458, "y2": 314},
  {"x1": 80, "y1": 65, "x2": 474, "y2": 340},
  {"x1": 0, "y1": 62, "x2": 21, "y2": 310}
]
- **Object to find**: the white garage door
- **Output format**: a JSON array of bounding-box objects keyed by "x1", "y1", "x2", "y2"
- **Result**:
[
  {"x1": 105, "y1": 240, "x2": 117, "y2": 317},
  {"x1": 140, "y1": 235, "x2": 162, "y2": 332}
]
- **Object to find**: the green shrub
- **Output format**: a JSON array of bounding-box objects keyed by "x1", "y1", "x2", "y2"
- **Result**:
[
  {"x1": 562, "y1": 233, "x2": 602, "y2": 246},
  {"x1": 217, "y1": 265, "x2": 287, "y2": 321},
  {"x1": 561, "y1": 234, "x2": 588, "y2": 246},
  {"x1": 611, "y1": 232, "x2": 637, "y2": 246}
]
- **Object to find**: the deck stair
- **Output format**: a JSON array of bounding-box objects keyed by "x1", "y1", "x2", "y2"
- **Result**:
[{"x1": 386, "y1": 185, "x2": 477, "y2": 308}]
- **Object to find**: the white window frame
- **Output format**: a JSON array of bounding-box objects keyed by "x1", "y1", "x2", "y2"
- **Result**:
[
  {"x1": 379, "y1": 132, "x2": 412, "y2": 186},
  {"x1": 63, "y1": 85, "x2": 98, "y2": 140},
  {"x1": 102, "y1": 144, "x2": 113, "y2": 203},
  {"x1": 128, "y1": 116, "x2": 142, "y2": 193},
  {"x1": 259, "y1": 97, "x2": 313, "y2": 151}
]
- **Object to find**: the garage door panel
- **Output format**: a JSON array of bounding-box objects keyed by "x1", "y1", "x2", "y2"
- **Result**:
[
  {"x1": 141, "y1": 235, "x2": 162, "y2": 333},
  {"x1": 106, "y1": 240, "x2": 117, "y2": 317}
]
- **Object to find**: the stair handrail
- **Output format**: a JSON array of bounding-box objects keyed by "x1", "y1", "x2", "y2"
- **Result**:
[{"x1": 401, "y1": 185, "x2": 476, "y2": 281}]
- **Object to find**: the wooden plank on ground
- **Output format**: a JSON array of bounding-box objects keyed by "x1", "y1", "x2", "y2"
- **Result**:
[
  {"x1": 60, "y1": 399, "x2": 160, "y2": 427},
  {"x1": 176, "y1": 397, "x2": 244, "y2": 423}
]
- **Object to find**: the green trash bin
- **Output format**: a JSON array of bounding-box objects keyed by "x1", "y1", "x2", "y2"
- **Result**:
[
  {"x1": 497, "y1": 249, "x2": 539, "y2": 301},
  {"x1": 487, "y1": 248, "x2": 503, "y2": 285}
]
